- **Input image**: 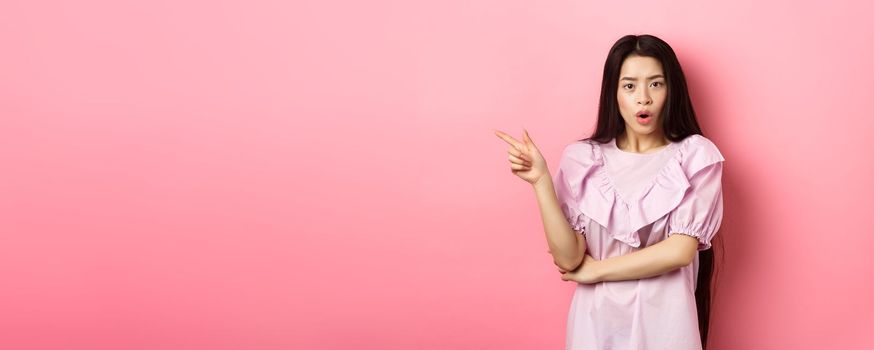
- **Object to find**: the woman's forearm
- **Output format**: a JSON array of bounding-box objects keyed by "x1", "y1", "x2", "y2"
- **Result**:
[
  {"x1": 592, "y1": 234, "x2": 695, "y2": 282},
  {"x1": 533, "y1": 175, "x2": 586, "y2": 271}
]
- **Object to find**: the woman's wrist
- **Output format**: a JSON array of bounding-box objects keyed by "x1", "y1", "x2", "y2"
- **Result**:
[
  {"x1": 532, "y1": 173, "x2": 553, "y2": 191},
  {"x1": 588, "y1": 258, "x2": 605, "y2": 283}
]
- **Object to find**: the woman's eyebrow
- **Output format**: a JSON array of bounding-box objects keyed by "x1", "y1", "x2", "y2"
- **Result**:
[{"x1": 619, "y1": 74, "x2": 664, "y2": 81}]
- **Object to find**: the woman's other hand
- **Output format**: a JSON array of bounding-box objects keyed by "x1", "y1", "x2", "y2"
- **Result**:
[{"x1": 559, "y1": 254, "x2": 602, "y2": 284}]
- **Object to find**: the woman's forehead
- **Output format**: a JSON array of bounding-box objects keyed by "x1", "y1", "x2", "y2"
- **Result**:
[{"x1": 619, "y1": 56, "x2": 664, "y2": 78}]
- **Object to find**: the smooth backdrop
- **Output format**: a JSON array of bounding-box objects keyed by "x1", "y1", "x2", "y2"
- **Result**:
[{"x1": 1, "y1": 0, "x2": 872, "y2": 349}]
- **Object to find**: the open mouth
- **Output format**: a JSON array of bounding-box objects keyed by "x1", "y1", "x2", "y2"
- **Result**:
[{"x1": 636, "y1": 112, "x2": 653, "y2": 125}]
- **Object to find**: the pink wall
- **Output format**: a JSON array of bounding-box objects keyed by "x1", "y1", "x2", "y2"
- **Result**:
[{"x1": 1, "y1": 0, "x2": 872, "y2": 349}]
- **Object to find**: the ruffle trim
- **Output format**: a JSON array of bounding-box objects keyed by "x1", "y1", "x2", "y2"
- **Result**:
[
  {"x1": 561, "y1": 135, "x2": 724, "y2": 247},
  {"x1": 561, "y1": 204, "x2": 587, "y2": 235},
  {"x1": 667, "y1": 230, "x2": 712, "y2": 251}
]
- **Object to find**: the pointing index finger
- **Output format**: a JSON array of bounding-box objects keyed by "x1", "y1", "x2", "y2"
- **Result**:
[{"x1": 493, "y1": 130, "x2": 525, "y2": 151}]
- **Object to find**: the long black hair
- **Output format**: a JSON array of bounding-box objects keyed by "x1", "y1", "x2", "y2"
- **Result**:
[{"x1": 581, "y1": 34, "x2": 720, "y2": 348}]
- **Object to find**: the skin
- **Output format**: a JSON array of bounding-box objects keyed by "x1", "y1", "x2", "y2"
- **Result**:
[
  {"x1": 493, "y1": 54, "x2": 699, "y2": 284},
  {"x1": 493, "y1": 129, "x2": 586, "y2": 272},
  {"x1": 615, "y1": 54, "x2": 671, "y2": 153}
]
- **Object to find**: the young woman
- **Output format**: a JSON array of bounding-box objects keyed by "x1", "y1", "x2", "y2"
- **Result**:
[{"x1": 494, "y1": 34, "x2": 724, "y2": 349}]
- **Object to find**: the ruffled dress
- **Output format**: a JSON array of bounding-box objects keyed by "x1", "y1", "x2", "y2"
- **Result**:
[{"x1": 553, "y1": 134, "x2": 725, "y2": 350}]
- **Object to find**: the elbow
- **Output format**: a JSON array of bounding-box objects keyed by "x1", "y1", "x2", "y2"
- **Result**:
[
  {"x1": 563, "y1": 232, "x2": 588, "y2": 271},
  {"x1": 554, "y1": 252, "x2": 584, "y2": 271},
  {"x1": 552, "y1": 230, "x2": 587, "y2": 271},
  {"x1": 556, "y1": 258, "x2": 582, "y2": 272}
]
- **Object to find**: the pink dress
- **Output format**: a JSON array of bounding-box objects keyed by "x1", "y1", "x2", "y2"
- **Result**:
[{"x1": 552, "y1": 134, "x2": 725, "y2": 350}]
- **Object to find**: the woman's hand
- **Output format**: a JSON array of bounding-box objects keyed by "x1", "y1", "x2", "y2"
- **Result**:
[
  {"x1": 493, "y1": 129, "x2": 549, "y2": 186},
  {"x1": 559, "y1": 254, "x2": 602, "y2": 284}
]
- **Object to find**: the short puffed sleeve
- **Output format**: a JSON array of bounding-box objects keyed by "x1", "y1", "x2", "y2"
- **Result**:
[
  {"x1": 552, "y1": 143, "x2": 595, "y2": 236},
  {"x1": 667, "y1": 137, "x2": 725, "y2": 251}
]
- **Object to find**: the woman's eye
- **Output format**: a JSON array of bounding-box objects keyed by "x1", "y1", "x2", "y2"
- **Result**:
[{"x1": 623, "y1": 82, "x2": 663, "y2": 90}]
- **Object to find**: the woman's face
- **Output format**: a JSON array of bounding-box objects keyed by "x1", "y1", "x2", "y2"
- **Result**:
[{"x1": 616, "y1": 55, "x2": 667, "y2": 137}]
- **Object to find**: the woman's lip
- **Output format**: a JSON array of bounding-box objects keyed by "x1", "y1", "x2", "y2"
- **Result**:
[{"x1": 636, "y1": 110, "x2": 651, "y2": 117}]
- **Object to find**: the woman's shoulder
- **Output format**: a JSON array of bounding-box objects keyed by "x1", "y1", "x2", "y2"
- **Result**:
[
  {"x1": 564, "y1": 138, "x2": 602, "y2": 149},
  {"x1": 676, "y1": 134, "x2": 725, "y2": 175},
  {"x1": 679, "y1": 134, "x2": 719, "y2": 149},
  {"x1": 560, "y1": 139, "x2": 605, "y2": 166}
]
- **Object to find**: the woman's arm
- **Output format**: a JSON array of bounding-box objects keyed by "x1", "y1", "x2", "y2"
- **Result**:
[
  {"x1": 493, "y1": 129, "x2": 586, "y2": 272},
  {"x1": 565, "y1": 233, "x2": 698, "y2": 283},
  {"x1": 533, "y1": 176, "x2": 586, "y2": 272}
]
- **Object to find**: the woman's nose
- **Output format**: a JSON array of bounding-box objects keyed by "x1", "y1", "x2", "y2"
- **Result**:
[{"x1": 636, "y1": 90, "x2": 651, "y2": 105}]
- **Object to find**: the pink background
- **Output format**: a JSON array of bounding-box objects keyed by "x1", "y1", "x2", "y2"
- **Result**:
[{"x1": 1, "y1": 1, "x2": 872, "y2": 349}]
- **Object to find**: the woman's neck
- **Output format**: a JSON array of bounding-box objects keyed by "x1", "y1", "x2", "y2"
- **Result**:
[{"x1": 617, "y1": 131, "x2": 670, "y2": 153}]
